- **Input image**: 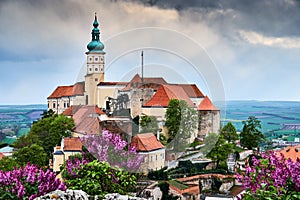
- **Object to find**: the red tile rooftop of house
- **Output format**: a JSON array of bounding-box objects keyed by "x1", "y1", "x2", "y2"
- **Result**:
[
  {"x1": 63, "y1": 137, "x2": 82, "y2": 151},
  {"x1": 131, "y1": 133, "x2": 164, "y2": 152},
  {"x1": 63, "y1": 105, "x2": 105, "y2": 117},
  {"x1": 47, "y1": 82, "x2": 84, "y2": 99},
  {"x1": 197, "y1": 96, "x2": 219, "y2": 111},
  {"x1": 279, "y1": 144, "x2": 300, "y2": 162},
  {"x1": 143, "y1": 84, "x2": 194, "y2": 107}
]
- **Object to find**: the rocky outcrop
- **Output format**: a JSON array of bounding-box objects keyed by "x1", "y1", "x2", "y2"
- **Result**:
[
  {"x1": 34, "y1": 190, "x2": 89, "y2": 200},
  {"x1": 34, "y1": 190, "x2": 150, "y2": 200}
]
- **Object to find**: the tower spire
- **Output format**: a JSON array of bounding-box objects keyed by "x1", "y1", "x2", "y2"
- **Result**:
[{"x1": 87, "y1": 13, "x2": 104, "y2": 52}]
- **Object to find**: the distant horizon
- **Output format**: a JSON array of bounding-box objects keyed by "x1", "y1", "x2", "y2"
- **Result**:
[{"x1": 1, "y1": 99, "x2": 300, "y2": 106}]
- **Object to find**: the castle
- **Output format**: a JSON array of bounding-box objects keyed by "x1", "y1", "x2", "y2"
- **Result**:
[{"x1": 47, "y1": 14, "x2": 220, "y2": 141}]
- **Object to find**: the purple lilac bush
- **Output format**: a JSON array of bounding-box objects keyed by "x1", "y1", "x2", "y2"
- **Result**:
[
  {"x1": 237, "y1": 151, "x2": 300, "y2": 199},
  {"x1": 80, "y1": 130, "x2": 144, "y2": 172},
  {"x1": 0, "y1": 163, "x2": 65, "y2": 200}
]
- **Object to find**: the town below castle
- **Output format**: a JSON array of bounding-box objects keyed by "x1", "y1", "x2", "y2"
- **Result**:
[{"x1": 1, "y1": 14, "x2": 300, "y2": 200}]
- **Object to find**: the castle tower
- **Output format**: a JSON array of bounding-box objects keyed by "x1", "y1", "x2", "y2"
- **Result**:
[
  {"x1": 197, "y1": 96, "x2": 220, "y2": 139},
  {"x1": 85, "y1": 13, "x2": 105, "y2": 105}
]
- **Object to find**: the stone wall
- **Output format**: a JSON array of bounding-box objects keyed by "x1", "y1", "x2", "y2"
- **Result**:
[{"x1": 198, "y1": 110, "x2": 220, "y2": 138}]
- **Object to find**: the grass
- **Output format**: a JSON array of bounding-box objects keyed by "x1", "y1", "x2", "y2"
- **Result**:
[
  {"x1": 168, "y1": 180, "x2": 189, "y2": 190},
  {"x1": 233, "y1": 146, "x2": 244, "y2": 153}
]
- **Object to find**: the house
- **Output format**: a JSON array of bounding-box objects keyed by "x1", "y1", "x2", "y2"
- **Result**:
[
  {"x1": 47, "y1": 82, "x2": 85, "y2": 114},
  {"x1": 131, "y1": 133, "x2": 165, "y2": 173},
  {"x1": 52, "y1": 137, "x2": 82, "y2": 172},
  {"x1": 0, "y1": 145, "x2": 13, "y2": 157},
  {"x1": 279, "y1": 144, "x2": 300, "y2": 162},
  {"x1": 63, "y1": 105, "x2": 105, "y2": 137}
]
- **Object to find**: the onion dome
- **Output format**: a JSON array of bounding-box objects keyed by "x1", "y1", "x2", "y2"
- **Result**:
[{"x1": 87, "y1": 13, "x2": 104, "y2": 52}]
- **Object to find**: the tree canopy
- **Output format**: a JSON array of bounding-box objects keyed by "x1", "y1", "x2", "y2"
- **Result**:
[
  {"x1": 13, "y1": 144, "x2": 48, "y2": 167},
  {"x1": 13, "y1": 112, "x2": 75, "y2": 165},
  {"x1": 220, "y1": 122, "x2": 238, "y2": 143},
  {"x1": 165, "y1": 99, "x2": 198, "y2": 151},
  {"x1": 240, "y1": 116, "x2": 265, "y2": 150},
  {"x1": 140, "y1": 115, "x2": 159, "y2": 133},
  {"x1": 206, "y1": 134, "x2": 233, "y2": 169}
]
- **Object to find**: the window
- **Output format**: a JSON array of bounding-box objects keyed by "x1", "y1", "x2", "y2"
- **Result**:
[
  {"x1": 64, "y1": 102, "x2": 66, "y2": 108},
  {"x1": 89, "y1": 68, "x2": 92, "y2": 71},
  {"x1": 150, "y1": 156, "x2": 152, "y2": 162},
  {"x1": 53, "y1": 103, "x2": 56, "y2": 108},
  {"x1": 95, "y1": 57, "x2": 98, "y2": 61},
  {"x1": 95, "y1": 68, "x2": 98, "y2": 71},
  {"x1": 89, "y1": 57, "x2": 92, "y2": 61},
  {"x1": 156, "y1": 155, "x2": 158, "y2": 160},
  {"x1": 101, "y1": 57, "x2": 103, "y2": 61},
  {"x1": 95, "y1": 78, "x2": 98, "y2": 82}
]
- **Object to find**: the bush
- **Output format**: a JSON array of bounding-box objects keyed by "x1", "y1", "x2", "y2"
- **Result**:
[
  {"x1": 0, "y1": 163, "x2": 65, "y2": 200},
  {"x1": 148, "y1": 167, "x2": 168, "y2": 180},
  {"x1": 63, "y1": 160, "x2": 136, "y2": 196},
  {"x1": 237, "y1": 151, "x2": 300, "y2": 199}
]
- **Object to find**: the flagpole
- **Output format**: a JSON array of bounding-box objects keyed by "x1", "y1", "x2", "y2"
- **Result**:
[{"x1": 141, "y1": 50, "x2": 144, "y2": 85}]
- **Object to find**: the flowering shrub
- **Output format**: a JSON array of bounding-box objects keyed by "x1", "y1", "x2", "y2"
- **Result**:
[
  {"x1": 61, "y1": 154, "x2": 89, "y2": 179},
  {"x1": 63, "y1": 160, "x2": 137, "y2": 196},
  {"x1": 0, "y1": 163, "x2": 65, "y2": 200},
  {"x1": 237, "y1": 151, "x2": 300, "y2": 199},
  {"x1": 81, "y1": 130, "x2": 144, "y2": 172}
]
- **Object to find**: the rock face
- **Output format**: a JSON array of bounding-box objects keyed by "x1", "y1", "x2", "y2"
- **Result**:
[
  {"x1": 34, "y1": 190, "x2": 150, "y2": 200},
  {"x1": 35, "y1": 190, "x2": 89, "y2": 200},
  {"x1": 104, "y1": 193, "x2": 148, "y2": 200}
]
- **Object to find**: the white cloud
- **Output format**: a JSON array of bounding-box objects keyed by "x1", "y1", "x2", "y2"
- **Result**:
[{"x1": 239, "y1": 30, "x2": 300, "y2": 49}]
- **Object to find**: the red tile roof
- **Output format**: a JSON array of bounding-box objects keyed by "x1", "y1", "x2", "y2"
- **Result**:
[
  {"x1": 169, "y1": 183, "x2": 199, "y2": 196},
  {"x1": 62, "y1": 105, "x2": 81, "y2": 116},
  {"x1": 171, "y1": 84, "x2": 205, "y2": 98},
  {"x1": 131, "y1": 133, "x2": 164, "y2": 152},
  {"x1": 279, "y1": 144, "x2": 300, "y2": 162},
  {"x1": 121, "y1": 74, "x2": 167, "y2": 91},
  {"x1": 197, "y1": 96, "x2": 219, "y2": 111},
  {"x1": 177, "y1": 174, "x2": 236, "y2": 182},
  {"x1": 71, "y1": 105, "x2": 104, "y2": 135},
  {"x1": 47, "y1": 82, "x2": 84, "y2": 99},
  {"x1": 63, "y1": 105, "x2": 105, "y2": 117},
  {"x1": 63, "y1": 137, "x2": 82, "y2": 151},
  {"x1": 143, "y1": 85, "x2": 194, "y2": 107},
  {"x1": 74, "y1": 117, "x2": 101, "y2": 135}
]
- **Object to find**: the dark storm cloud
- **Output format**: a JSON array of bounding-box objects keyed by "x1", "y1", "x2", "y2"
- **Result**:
[{"x1": 130, "y1": 0, "x2": 300, "y2": 37}]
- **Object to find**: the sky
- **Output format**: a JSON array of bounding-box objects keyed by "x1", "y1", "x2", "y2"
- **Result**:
[{"x1": 1, "y1": 0, "x2": 300, "y2": 104}]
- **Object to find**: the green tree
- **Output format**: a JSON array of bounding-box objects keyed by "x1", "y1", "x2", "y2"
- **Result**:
[
  {"x1": 205, "y1": 133, "x2": 233, "y2": 169},
  {"x1": 240, "y1": 116, "x2": 265, "y2": 150},
  {"x1": 140, "y1": 116, "x2": 159, "y2": 133},
  {"x1": 13, "y1": 133, "x2": 41, "y2": 149},
  {"x1": 220, "y1": 122, "x2": 238, "y2": 143},
  {"x1": 165, "y1": 99, "x2": 198, "y2": 151},
  {"x1": 165, "y1": 99, "x2": 180, "y2": 141},
  {"x1": 41, "y1": 109, "x2": 56, "y2": 119},
  {"x1": 0, "y1": 156, "x2": 19, "y2": 171},
  {"x1": 13, "y1": 144, "x2": 48, "y2": 167},
  {"x1": 14, "y1": 114, "x2": 74, "y2": 160}
]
